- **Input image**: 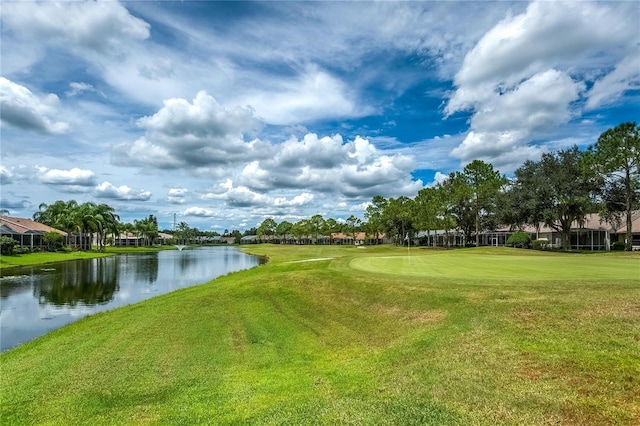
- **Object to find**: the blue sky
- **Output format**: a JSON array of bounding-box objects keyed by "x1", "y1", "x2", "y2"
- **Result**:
[{"x1": 1, "y1": 1, "x2": 638, "y2": 232}]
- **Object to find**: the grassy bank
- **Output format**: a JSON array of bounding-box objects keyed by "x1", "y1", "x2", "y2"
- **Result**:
[
  {"x1": 0, "y1": 245, "x2": 178, "y2": 270},
  {"x1": 1, "y1": 246, "x2": 638, "y2": 424},
  {"x1": 0, "y1": 250, "x2": 115, "y2": 269}
]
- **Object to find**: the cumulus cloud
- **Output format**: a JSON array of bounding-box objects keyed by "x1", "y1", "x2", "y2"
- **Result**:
[
  {"x1": 1, "y1": 0, "x2": 150, "y2": 56},
  {"x1": 445, "y1": 0, "x2": 637, "y2": 169},
  {"x1": 429, "y1": 171, "x2": 449, "y2": 187},
  {"x1": 112, "y1": 91, "x2": 268, "y2": 169},
  {"x1": 36, "y1": 166, "x2": 95, "y2": 193},
  {"x1": 183, "y1": 206, "x2": 218, "y2": 218},
  {"x1": 273, "y1": 192, "x2": 314, "y2": 207},
  {"x1": 199, "y1": 179, "x2": 317, "y2": 212},
  {"x1": 450, "y1": 1, "x2": 634, "y2": 91},
  {"x1": 222, "y1": 186, "x2": 268, "y2": 208},
  {"x1": 239, "y1": 134, "x2": 422, "y2": 198},
  {"x1": 451, "y1": 70, "x2": 584, "y2": 164},
  {"x1": 0, "y1": 78, "x2": 69, "y2": 134},
  {"x1": 166, "y1": 188, "x2": 189, "y2": 205},
  {"x1": 112, "y1": 93, "x2": 422, "y2": 200},
  {"x1": 95, "y1": 181, "x2": 151, "y2": 201}
]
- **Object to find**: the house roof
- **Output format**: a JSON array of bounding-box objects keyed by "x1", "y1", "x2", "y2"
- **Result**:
[
  {"x1": 616, "y1": 210, "x2": 640, "y2": 234},
  {"x1": 331, "y1": 232, "x2": 369, "y2": 240},
  {"x1": 0, "y1": 216, "x2": 67, "y2": 236}
]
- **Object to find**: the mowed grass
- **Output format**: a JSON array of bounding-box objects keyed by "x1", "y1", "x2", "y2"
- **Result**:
[
  {"x1": 0, "y1": 246, "x2": 177, "y2": 270},
  {"x1": 351, "y1": 248, "x2": 640, "y2": 281},
  {"x1": 1, "y1": 246, "x2": 639, "y2": 425},
  {"x1": 0, "y1": 250, "x2": 114, "y2": 269}
]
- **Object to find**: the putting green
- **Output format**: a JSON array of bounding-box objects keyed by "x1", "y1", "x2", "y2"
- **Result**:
[{"x1": 350, "y1": 252, "x2": 640, "y2": 281}]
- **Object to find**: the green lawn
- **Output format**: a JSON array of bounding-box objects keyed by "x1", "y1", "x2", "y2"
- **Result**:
[
  {"x1": 1, "y1": 246, "x2": 638, "y2": 425},
  {"x1": 0, "y1": 250, "x2": 114, "y2": 269},
  {"x1": 351, "y1": 248, "x2": 640, "y2": 281},
  {"x1": 0, "y1": 245, "x2": 177, "y2": 270}
]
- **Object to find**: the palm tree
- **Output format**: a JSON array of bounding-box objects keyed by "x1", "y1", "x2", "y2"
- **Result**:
[
  {"x1": 74, "y1": 202, "x2": 100, "y2": 250},
  {"x1": 34, "y1": 200, "x2": 79, "y2": 248},
  {"x1": 94, "y1": 204, "x2": 120, "y2": 251}
]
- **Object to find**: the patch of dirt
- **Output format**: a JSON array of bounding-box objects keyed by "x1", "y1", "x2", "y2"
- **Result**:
[
  {"x1": 376, "y1": 305, "x2": 447, "y2": 325},
  {"x1": 577, "y1": 301, "x2": 640, "y2": 321}
]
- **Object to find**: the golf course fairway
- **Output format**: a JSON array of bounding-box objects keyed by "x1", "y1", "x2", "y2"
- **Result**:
[
  {"x1": 1, "y1": 246, "x2": 638, "y2": 425},
  {"x1": 350, "y1": 250, "x2": 639, "y2": 281}
]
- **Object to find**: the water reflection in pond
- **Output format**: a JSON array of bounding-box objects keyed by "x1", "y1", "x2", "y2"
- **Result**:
[{"x1": 0, "y1": 246, "x2": 261, "y2": 352}]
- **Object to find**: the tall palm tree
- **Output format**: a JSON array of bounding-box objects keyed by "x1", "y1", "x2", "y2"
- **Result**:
[
  {"x1": 93, "y1": 204, "x2": 120, "y2": 251},
  {"x1": 74, "y1": 202, "x2": 100, "y2": 250}
]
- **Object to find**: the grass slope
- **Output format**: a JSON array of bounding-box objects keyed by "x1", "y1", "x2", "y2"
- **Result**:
[{"x1": 1, "y1": 246, "x2": 638, "y2": 425}]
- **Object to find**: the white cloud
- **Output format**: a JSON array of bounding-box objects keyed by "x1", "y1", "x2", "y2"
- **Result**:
[
  {"x1": 586, "y1": 53, "x2": 640, "y2": 110},
  {"x1": 65, "y1": 82, "x2": 102, "y2": 97},
  {"x1": 451, "y1": 1, "x2": 635, "y2": 91},
  {"x1": 36, "y1": 166, "x2": 95, "y2": 186},
  {"x1": 273, "y1": 193, "x2": 314, "y2": 207},
  {"x1": 1, "y1": 1, "x2": 150, "y2": 56},
  {"x1": 166, "y1": 188, "x2": 188, "y2": 205},
  {"x1": 221, "y1": 184, "x2": 270, "y2": 208},
  {"x1": 429, "y1": 171, "x2": 449, "y2": 187},
  {"x1": 451, "y1": 70, "x2": 584, "y2": 163},
  {"x1": 445, "y1": 1, "x2": 637, "y2": 169},
  {"x1": 112, "y1": 91, "x2": 268, "y2": 169},
  {"x1": 0, "y1": 78, "x2": 69, "y2": 134},
  {"x1": 183, "y1": 206, "x2": 218, "y2": 218},
  {"x1": 479, "y1": 70, "x2": 583, "y2": 132},
  {"x1": 239, "y1": 133, "x2": 421, "y2": 198},
  {"x1": 238, "y1": 65, "x2": 371, "y2": 125},
  {"x1": 95, "y1": 181, "x2": 151, "y2": 201}
]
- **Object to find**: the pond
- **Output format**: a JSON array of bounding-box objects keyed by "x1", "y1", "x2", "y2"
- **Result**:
[{"x1": 0, "y1": 246, "x2": 262, "y2": 352}]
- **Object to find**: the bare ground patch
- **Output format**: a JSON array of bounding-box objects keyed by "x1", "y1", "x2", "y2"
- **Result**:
[{"x1": 375, "y1": 305, "x2": 447, "y2": 325}]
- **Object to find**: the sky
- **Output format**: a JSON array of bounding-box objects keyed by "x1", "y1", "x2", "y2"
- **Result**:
[{"x1": 1, "y1": 1, "x2": 638, "y2": 232}]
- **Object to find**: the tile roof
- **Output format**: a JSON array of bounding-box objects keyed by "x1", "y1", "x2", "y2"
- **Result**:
[
  {"x1": 616, "y1": 210, "x2": 640, "y2": 234},
  {"x1": 0, "y1": 216, "x2": 67, "y2": 236}
]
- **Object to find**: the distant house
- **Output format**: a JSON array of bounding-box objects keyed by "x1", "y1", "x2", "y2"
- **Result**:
[
  {"x1": 412, "y1": 211, "x2": 640, "y2": 251},
  {"x1": 158, "y1": 232, "x2": 173, "y2": 243},
  {"x1": 331, "y1": 232, "x2": 365, "y2": 245},
  {"x1": 222, "y1": 237, "x2": 236, "y2": 245},
  {"x1": 0, "y1": 216, "x2": 67, "y2": 250},
  {"x1": 416, "y1": 229, "x2": 466, "y2": 247},
  {"x1": 240, "y1": 235, "x2": 259, "y2": 244},
  {"x1": 331, "y1": 232, "x2": 388, "y2": 245},
  {"x1": 613, "y1": 210, "x2": 640, "y2": 250},
  {"x1": 112, "y1": 232, "x2": 145, "y2": 247},
  {"x1": 479, "y1": 211, "x2": 640, "y2": 251}
]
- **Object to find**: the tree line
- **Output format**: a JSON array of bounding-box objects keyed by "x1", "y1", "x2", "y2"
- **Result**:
[
  {"x1": 256, "y1": 122, "x2": 639, "y2": 251},
  {"x1": 31, "y1": 201, "x2": 233, "y2": 251}
]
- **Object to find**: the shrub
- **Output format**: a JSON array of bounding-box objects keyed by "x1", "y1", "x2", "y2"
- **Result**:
[
  {"x1": 507, "y1": 231, "x2": 532, "y2": 248},
  {"x1": 531, "y1": 239, "x2": 549, "y2": 250},
  {"x1": 611, "y1": 241, "x2": 626, "y2": 251},
  {"x1": 14, "y1": 246, "x2": 31, "y2": 255},
  {"x1": 44, "y1": 231, "x2": 65, "y2": 251},
  {"x1": 0, "y1": 236, "x2": 17, "y2": 255}
]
